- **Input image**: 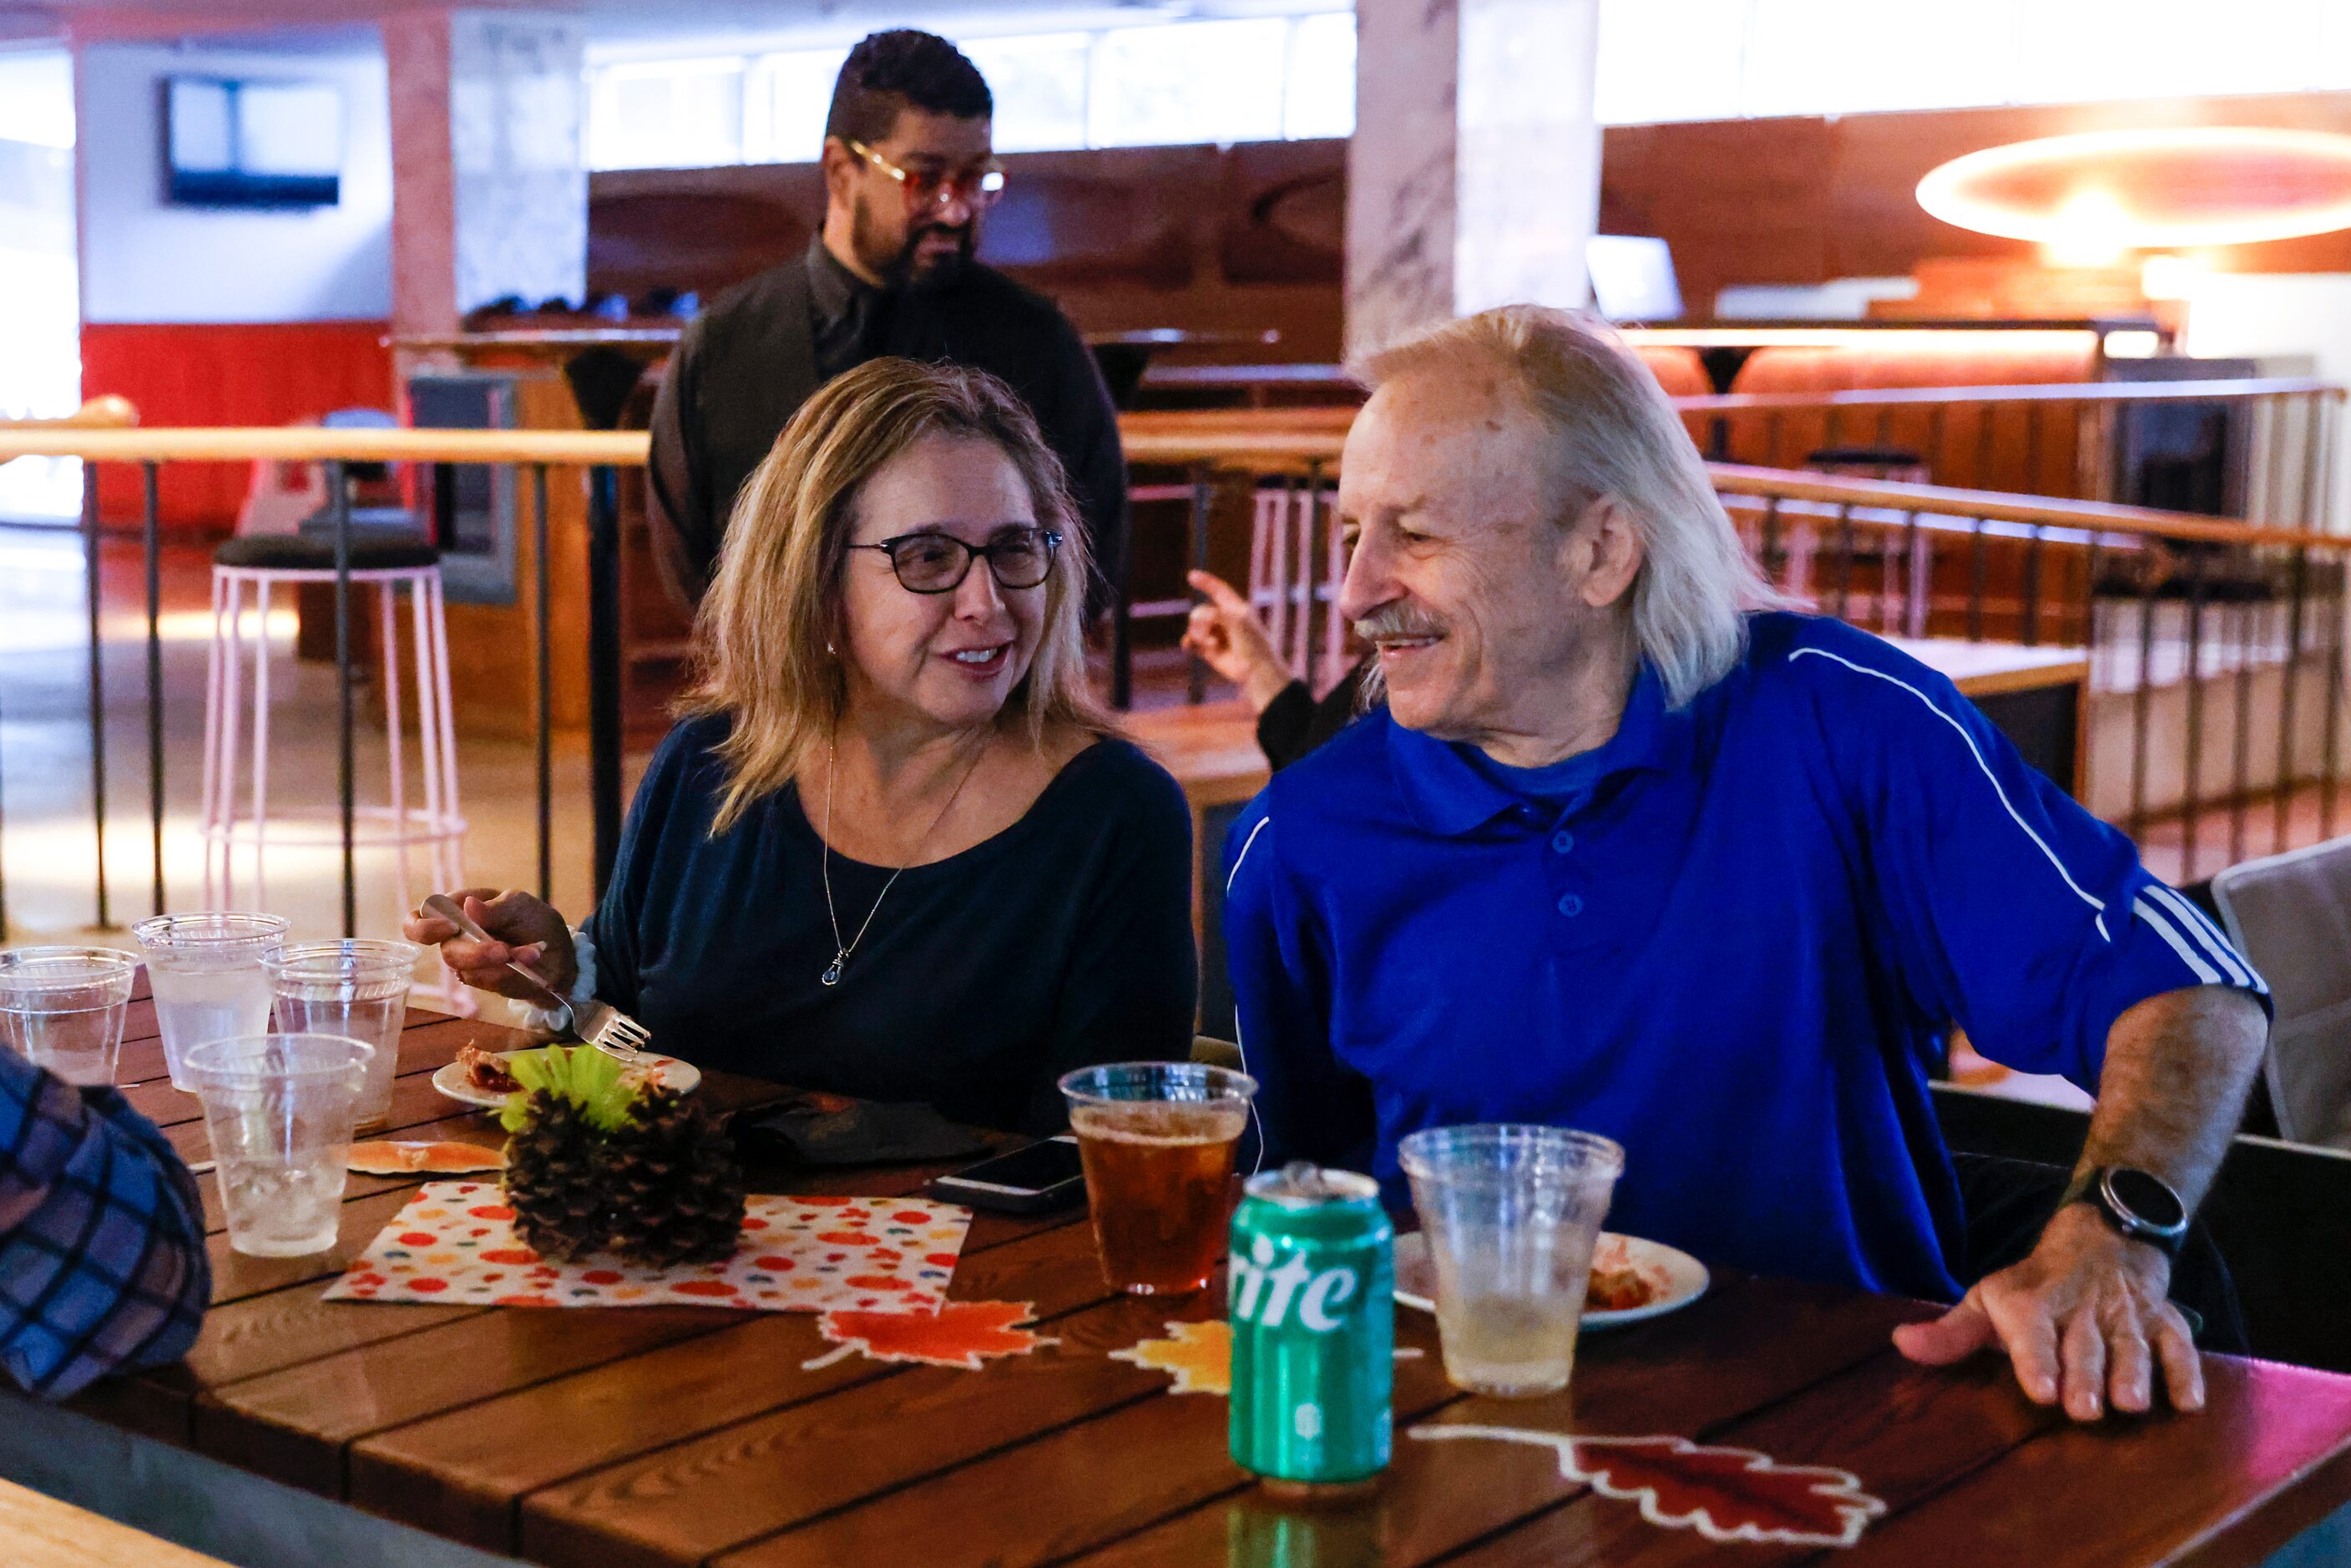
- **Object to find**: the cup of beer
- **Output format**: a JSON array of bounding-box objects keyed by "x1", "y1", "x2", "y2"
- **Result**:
[{"x1": 1059, "y1": 1061, "x2": 1257, "y2": 1295}]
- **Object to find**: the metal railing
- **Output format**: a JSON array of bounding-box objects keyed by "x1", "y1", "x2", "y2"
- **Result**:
[
  {"x1": 1121, "y1": 422, "x2": 2351, "y2": 885},
  {"x1": 1676, "y1": 378, "x2": 2347, "y2": 529},
  {"x1": 0, "y1": 424, "x2": 641, "y2": 939},
  {"x1": 5, "y1": 403, "x2": 2348, "y2": 939}
]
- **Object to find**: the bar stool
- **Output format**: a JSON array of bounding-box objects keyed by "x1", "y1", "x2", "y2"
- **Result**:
[{"x1": 200, "y1": 530, "x2": 469, "y2": 1003}]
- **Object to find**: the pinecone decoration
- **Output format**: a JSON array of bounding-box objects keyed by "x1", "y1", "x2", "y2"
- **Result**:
[
  {"x1": 498, "y1": 1044, "x2": 637, "y2": 1262},
  {"x1": 502, "y1": 1091, "x2": 611, "y2": 1260},
  {"x1": 601, "y1": 1088, "x2": 747, "y2": 1269}
]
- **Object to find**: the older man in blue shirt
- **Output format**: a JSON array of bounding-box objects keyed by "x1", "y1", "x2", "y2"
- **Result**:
[{"x1": 1226, "y1": 305, "x2": 2269, "y2": 1424}]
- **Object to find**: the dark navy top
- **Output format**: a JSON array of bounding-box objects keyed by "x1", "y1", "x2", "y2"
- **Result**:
[
  {"x1": 1223, "y1": 613, "x2": 2267, "y2": 1300},
  {"x1": 586, "y1": 716, "x2": 1198, "y2": 1134}
]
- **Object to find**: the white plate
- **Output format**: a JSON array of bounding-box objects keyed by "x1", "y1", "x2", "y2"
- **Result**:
[
  {"x1": 1392, "y1": 1230, "x2": 1709, "y2": 1331},
  {"x1": 431, "y1": 1048, "x2": 701, "y2": 1110}
]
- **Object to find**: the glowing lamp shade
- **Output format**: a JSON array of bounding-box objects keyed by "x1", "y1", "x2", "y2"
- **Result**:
[{"x1": 1916, "y1": 128, "x2": 2351, "y2": 249}]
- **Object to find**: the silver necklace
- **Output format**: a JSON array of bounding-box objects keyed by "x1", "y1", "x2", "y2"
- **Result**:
[{"x1": 818, "y1": 734, "x2": 986, "y2": 986}]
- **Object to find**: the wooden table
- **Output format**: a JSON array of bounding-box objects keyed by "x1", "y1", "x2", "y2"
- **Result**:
[{"x1": 15, "y1": 990, "x2": 2351, "y2": 1568}]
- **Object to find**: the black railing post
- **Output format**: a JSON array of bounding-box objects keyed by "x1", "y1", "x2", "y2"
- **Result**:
[
  {"x1": 2230, "y1": 597, "x2": 2254, "y2": 866},
  {"x1": 2131, "y1": 580, "x2": 2157, "y2": 842},
  {"x1": 1968, "y1": 518, "x2": 1987, "y2": 642},
  {"x1": 2278, "y1": 549, "x2": 2308, "y2": 852},
  {"x1": 82, "y1": 471, "x2": 111, "y2": 928},
  {"x1": 142, "y1": 462, "x2": 164, "y2": 917},
  {"x1": 1186, "y1": 463, "x2": 1211, "y2": 706},
  {"x1": 1833, "y1": 503, "x2": 1855, "y2": 623},
  {"x1": 2182, "y1": 548, "x2": 2208, "y2": 882},
  {"x1": 329, "y1": 459, "x2": 356, "y2": 938},
  {"x1": 2323, "y1": 563, "x2": 2344, "y2": 842},
  {"x1": 533, "y1": 463, "x2": 554, "y2": 904},
  {"x1": 2022, "y1": 525, "x2": 2044, "y2": 646},
  {"x1": 589, "y1": 464, "x2": 623, "y2": 898}
]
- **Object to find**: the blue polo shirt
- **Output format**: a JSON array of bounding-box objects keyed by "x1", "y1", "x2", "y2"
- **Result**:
[{"x1": 1223, "y1": 613, "x2": 2267, "y2": 1301}]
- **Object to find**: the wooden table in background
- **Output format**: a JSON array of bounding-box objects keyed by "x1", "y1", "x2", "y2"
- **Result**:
[{"x1": 13, "y1": 985, "x2": 2351, "y2": 1567}]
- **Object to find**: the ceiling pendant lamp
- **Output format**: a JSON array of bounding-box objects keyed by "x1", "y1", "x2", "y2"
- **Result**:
[{"x1": 1916, "y1": 127, "x2": 2351, "y2": 251}]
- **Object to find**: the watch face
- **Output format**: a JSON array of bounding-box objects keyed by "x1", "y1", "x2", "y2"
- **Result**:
[{"x1": 2107, "y1": 1167, "x2": 2187, "y2": 1232}]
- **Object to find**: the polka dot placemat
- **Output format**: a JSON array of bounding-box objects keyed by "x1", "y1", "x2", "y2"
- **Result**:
[{"x1": 323, "y1": 1182, "x2": 970, "y2": 1314}]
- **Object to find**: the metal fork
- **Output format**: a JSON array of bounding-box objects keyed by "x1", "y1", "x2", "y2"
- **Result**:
[{"x1": 422, "y1": 894, "x2": 650, "y2": 1060}]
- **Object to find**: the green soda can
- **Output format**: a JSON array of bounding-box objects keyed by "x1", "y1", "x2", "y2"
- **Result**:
[{"x1": 1229, "y1": 1161, "x2": 1393, "y2": 1490}]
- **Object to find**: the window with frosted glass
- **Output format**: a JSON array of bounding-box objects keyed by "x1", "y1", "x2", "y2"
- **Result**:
[
  {"x1": 587, "y1": 59, "x2": 745, "y2": 170},
  {"x1": 747, "y1": 48, "x2": 849, "y2": 164},
  {"x1": 961, "y1": 34, "x2": 1089, "y2": 153},
  {"x1": 1088, "y1": 18, "x2": 1287, "y2": 149},
  {"x1": 0, "y1": 48, "x2": 80, "y2": 519},
  {"x1": 1284, "y1": 13, "x2": 1357, "y2": 139}
]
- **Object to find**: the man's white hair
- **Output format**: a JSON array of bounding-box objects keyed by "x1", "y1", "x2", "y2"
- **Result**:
[{"x1": 1355, "y1": 305, "x2": 1782, "y2": 710}]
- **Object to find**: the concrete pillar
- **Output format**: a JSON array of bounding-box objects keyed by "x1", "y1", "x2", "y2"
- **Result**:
[
  {"x1": 1346, "y1": 0, "x2": 1603, "y2": 358},
  {"x1": 384, "y1": 9, "x2": 586, "y2": 340}
]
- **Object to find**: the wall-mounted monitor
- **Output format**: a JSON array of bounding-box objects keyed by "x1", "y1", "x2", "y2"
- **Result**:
[{"x1": 164, "y1": 75, "x2": 342, "y2": 208}]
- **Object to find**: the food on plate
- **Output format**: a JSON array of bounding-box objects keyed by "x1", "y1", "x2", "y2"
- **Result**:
[
  {"x1": 1586, "y1": 1254, "x2": 1663, "y2": 1313},
  {"x1": 347, "y1": 1141, "x2": 507, "y2": 1176},
  {"x1": 457, "y1": 1044, "x2": 520, "y2": 1095}
]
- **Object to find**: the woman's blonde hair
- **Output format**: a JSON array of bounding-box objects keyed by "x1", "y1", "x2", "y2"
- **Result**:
[
  {"x1": 682, "y1": 357, "x2": 1113, "y2": 834},
  {"x1": 1357, "y1": 306, "x2": 1783, "y2": 710}
]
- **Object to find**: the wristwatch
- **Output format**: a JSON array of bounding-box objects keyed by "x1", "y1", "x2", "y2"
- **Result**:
[{"x1": 2062, "y1": 1166, "x2": 2190, "y2": 1259}]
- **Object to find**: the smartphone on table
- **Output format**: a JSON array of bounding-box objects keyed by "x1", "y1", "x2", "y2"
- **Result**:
[{"x1": 926, "y1": 1135, "x2": 1087, "y2": 1213}]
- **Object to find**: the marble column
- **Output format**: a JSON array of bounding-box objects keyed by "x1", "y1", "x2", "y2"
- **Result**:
[
  {"x1": 1346, "y1": 0, "x2": 1603, "y2": 358},
  {"x1": 384, "y1": 9, "x2": 586, "y2": 340}
]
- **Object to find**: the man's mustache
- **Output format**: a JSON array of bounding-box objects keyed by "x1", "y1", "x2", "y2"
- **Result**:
[{"x1": 1353, "y1": 606, "x2": 1445, "y2": 642}]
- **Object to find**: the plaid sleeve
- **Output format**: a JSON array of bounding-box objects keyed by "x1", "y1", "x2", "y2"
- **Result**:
[{"x1": 0, "y1": 1050, "x2": 210, "y2": 1400}]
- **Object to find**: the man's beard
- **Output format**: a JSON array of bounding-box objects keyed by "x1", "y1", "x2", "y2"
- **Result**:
[{"x1": 852, "y1": 194, "x2": 975, "y2": 292}]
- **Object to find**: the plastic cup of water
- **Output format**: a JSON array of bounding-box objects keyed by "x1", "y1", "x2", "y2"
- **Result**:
[
  {"x1": 1398, "y1": 1124, "x2": 1624, "y2": 1399},
  {"x1": 0, "y1": 947, "x2": 138, "y2": 1085},
  {"x1": 185, "y1": 1033, "x2": 374, "y2": 1258},
  {"x1": 133, "y1": 913, "x2": 289, "y2": 1090},
  {"x1": 265, "y1": 940, "x2": 418, "y2": 1132}
]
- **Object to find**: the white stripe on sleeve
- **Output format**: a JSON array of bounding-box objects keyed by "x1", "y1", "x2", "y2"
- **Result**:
[
  {"x1": 2144, "y1": 883, "x2": 2263, "y2": 992},
  {"x1": 2132, "y1": 896, "x2": 2224, "y2": 985},
  {"x1": 1791, "y1": 645, "x2": 2111, "y2": 941}
]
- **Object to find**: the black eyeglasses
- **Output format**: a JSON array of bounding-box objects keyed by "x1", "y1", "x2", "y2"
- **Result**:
[{"x1": 852, "y1": 528, "x2": 1061, "y2": 594}]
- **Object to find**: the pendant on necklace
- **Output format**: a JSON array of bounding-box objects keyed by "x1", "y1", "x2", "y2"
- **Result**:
[{"x1": 822, "y1": 951, "x2": 847, "y2": 987}]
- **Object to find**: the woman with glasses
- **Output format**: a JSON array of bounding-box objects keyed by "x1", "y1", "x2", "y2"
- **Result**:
[{"x1": 409, "y1": 358, "x2": 1196, "y2": 1132}]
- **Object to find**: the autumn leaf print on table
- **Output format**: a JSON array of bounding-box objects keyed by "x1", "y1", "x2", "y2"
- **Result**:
[
  {"x1": 802, "y1": 1300, "x2": 1057, "y2": 1370},
  {"x1": 1110, "y1": 1319, "x2": 1231, "y2": 1394},
  {"x1": 1411, "y1": 1427, "x2": 1888, "y2": 1548}
]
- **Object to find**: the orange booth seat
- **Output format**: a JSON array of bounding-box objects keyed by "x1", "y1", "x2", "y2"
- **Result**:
[
  {"x1": 1635, "y1": 346, "x2": 1712, "y2": 401},
  {"x1": 1691, "y1": 339, "x2": 2103, "y2": 498}
]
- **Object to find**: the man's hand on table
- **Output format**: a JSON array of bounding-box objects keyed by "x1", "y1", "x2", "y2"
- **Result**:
[{"x1": 1893, "y1": 1201, "x2": 2202, "y2": 1420}]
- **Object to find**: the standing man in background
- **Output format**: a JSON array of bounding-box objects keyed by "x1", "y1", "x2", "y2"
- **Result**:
[{"x1": 649, "y1": 29, "x2": 1129, "y2": 621}]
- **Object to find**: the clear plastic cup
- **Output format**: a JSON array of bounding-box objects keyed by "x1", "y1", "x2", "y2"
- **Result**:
[
  {"x1": 185, "y1": 1033, "x2": 374, "y2": 1257},
  {"x1": 134, "y1": 913, "x2": 288, "y2": 1090},
  {"x1": 1059, "y1": 1061, "x2": 1257, "y2": 1295},
  {"x1": 265, "y1": 939, "x2": 418, "y2": 1132},
  {"x1": 0, "y1": 947, "x2": 138, "y2": 1085},
  {"x1": 1398, "y1": 1124, "x2": 1625, "y2": 1399}
]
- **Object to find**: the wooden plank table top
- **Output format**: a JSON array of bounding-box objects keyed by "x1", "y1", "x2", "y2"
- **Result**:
[
  {"x1": 29, "y1": 992, "x2": 2351, "y2": 1567},
  {"x1": 0, "y1": 1477, "x2": 233, "y2": 1568}
]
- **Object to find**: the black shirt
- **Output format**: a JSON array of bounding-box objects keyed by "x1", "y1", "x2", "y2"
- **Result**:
[
  {"x1": 1256, "y1": 658, "x2": 1377, "y2": 772},
  {"x1": 584, "y1": 716, "x2": 1198, "y2": 1134},
  {"x1": 648, "y1": 239, "x2": 1130, "y2": 618}
]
